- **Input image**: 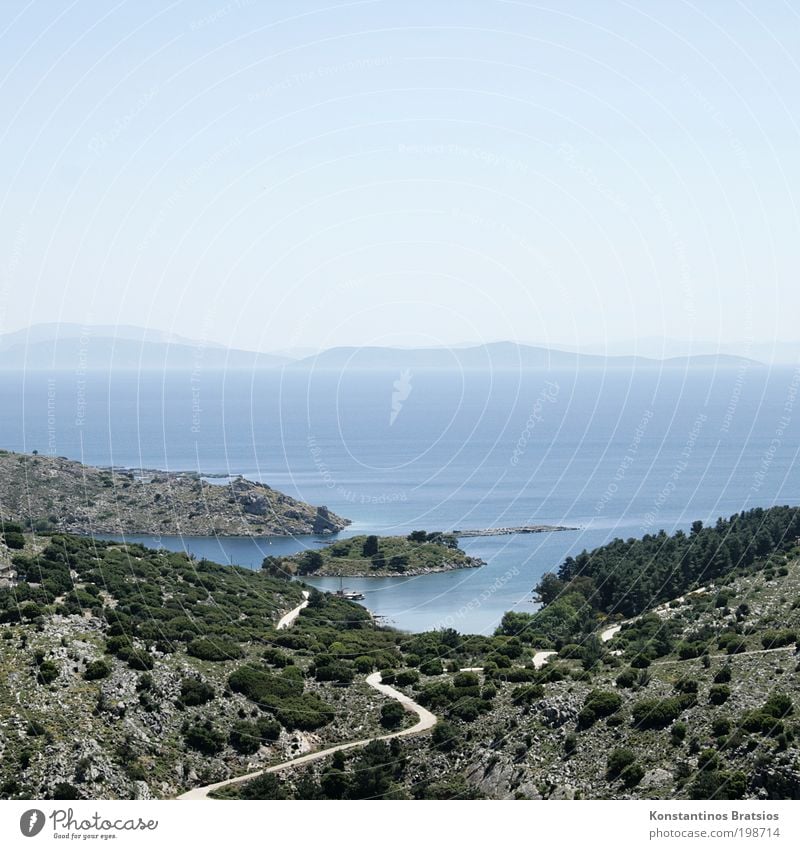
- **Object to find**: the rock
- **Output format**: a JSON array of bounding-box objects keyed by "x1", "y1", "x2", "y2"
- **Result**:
[
  {"x1": 639, "y1": 768, "x2": 672, "y2": 790},
  {"x1": 550, "y1": 784, "x2": 576, "y2": 800}
]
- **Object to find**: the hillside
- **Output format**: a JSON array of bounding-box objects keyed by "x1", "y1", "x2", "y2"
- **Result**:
[
  {"x1": 262, "y1": 532, "x2": 484, "y2": 578},
  {"x1": 2, "y1": 508, "x2": 799, "y2": 801},
  {"x1": 0, "y1": 532, "x2": 406, "y2": 799},
  {"x1": 222, "y1": 507, "x2": 800, "y2": 800},
  {"x1": 0, "y1": 450, "x2": 348, "y2": 537}
]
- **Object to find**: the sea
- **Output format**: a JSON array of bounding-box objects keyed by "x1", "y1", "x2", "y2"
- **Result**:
[{"x1": 1, "y1": 363, "x2": 799, "y2": 634}]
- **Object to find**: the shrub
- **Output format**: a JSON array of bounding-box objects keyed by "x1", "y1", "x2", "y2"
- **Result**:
[
  {"x1": 183, "y1": 721, "x2": 225, "y2": 755},
  {"x1": 761, "y1": 630, "x2": 796, "y2": 650},
  {"x1": 670, "y1": 722, "x2": 687, "y2": 743},
  {"x1": 713, "y1": 666, "x2": 732, "y2": 684},
  {"x1": 711, "y1": 716, "x2": 731, "y2": 737},
  {"x1": 393, "y1": 669, "x2": 420, "y2": 687},
  {"x1": 606, "y1": 748, "x2": 635, "y2": 780},
  {"x1": 511, "y1": 684, "x2": 544, "y2": 705},
  {"x1": 578, "y1": 689, "x2": 622, "y2": 728},
  {"x1": 630, "y1": 654, "x2": 651, "y2": 668},
  {"x1": 228, "y1": 665, "x2": 303, "y2": 706},
  {"x1": 380, "y1": 701, "x2": 406, "y2": 729},
  {"x1": 674, "y1": 678, "x2": 699, "y2": 694},
  {"x1": 187, "y1": 638, "x2": 243, "y2": 662},
  {"x1": 631, "y1": 698, "x2": 682, "y2": 730},
  {"x1": 621, "y1": 762, "x2": 645, "y2": 788},
  {"x1": 36, "y1": 660, "x2": 59, "y2": 685},
  {"x1": 615, "y1": 669, "x2": 636, "y2": 689},
  {"x1": 430, "y1": 721, "x2": 459, "y2": 752},
  {"x1": 2, "y1": 531, "x2": 25, "y2": 550},
  {"x1": 449, "y1": 697, "x2": 486, "y2": 722},
  {"x1": 419, "y1": 658, "x2": 444, "y2": 676},
  {"x1": 84, "y1": 660, "x2": 111, "y2": 681},
  {"x1": 126, "y1": 652, "x2": 154, "y2": 671},
  {"x1": 273, "y1": 693, "x2": 334, "y2": 730},
  {"x1": 564, "y1": 732, "x2": 578, "y2": 756},
  {"x1": 708, "y1": 685, "x2": 730, "y2": 705},
  {"x1": 689, "y1": 769, "x2": 747, "y2": 800},
  {"x1": 179, "y1": 678, "x2": 215, "y2": 707},
  {"x1": 229, "y1": 721, "x2": 262, "y2": 755},
  {"x1": 763, "y1": 692, "x2": 793, "y2": 719}
]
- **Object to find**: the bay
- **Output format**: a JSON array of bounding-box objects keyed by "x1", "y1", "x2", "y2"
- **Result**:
[{"x1": 2, "y1": 363, "x2": 798, "y2": 633}]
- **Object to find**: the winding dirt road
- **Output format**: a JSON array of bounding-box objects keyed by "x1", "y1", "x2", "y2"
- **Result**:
[
  {"x1": 178, "y1": 671, "x2": 437, "y2": 800},
  {"x1": 276, "y1": 591, "x2": 310, "y2": 630}
]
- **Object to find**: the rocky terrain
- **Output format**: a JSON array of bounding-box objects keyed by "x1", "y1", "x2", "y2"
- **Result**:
[
  {"x1": 0, "y1": 532, "x2": 401, "y2": 800},
  {"x1": 0, "y1": 450, "x2": 349, "y2": 537},
  {"x1": 2, "y1": 507, "x2": 799, "y2": 801}
]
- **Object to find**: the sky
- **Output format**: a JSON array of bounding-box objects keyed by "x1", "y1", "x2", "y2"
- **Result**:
[{"x1": 0, "y1": 0, "x2": 798, "y2": 355}]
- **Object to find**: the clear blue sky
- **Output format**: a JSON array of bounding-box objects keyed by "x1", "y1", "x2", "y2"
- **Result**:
[{"x1": 1, "y1": 0, "x2": 798, "y2": 353}]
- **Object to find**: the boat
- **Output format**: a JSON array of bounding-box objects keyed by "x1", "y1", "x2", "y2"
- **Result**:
[{"x1": 334, "y1": 576, "x2": 365, "y2": 601}]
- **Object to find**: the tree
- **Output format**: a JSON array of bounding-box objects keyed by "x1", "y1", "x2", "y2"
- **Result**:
[
  {"x1": 362, "y1": 535, "x2": 380, "y2": 557},
  {"x1": 533, "y1": 572, "x2": 565, "y2": 606},
  {"x1": 380, "y1": 701, "x2": 405, "y2": 729}
]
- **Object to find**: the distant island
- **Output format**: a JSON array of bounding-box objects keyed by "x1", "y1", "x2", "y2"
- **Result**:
[
  {"x1": 0, "y1": 323, "x2": 766, "y2": 371},
  {"x1": 453, "y1": 524, "x2": 577, "y2": 537},
  {"x1": 262, "y1": 531, "x2": 484, "y2": 578},
  {"x1": 0, "y1": 450, "x2": 349, "y2": 537}
]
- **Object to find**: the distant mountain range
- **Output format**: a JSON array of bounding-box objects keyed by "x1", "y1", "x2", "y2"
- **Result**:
[
  {"x1": 288, "y1": 341, "x2": 759, "y2": 371},
  {"x1": 0, "y1": 323, "x2": 291, "y2": 370},
  {"x1": 0, "y1": 323, "x2": 768, "y2": 371}
]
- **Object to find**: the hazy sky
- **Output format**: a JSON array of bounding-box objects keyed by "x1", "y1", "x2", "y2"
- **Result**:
[{"x1": 1, "y1": 0, "x2": 798, "y2": 353}]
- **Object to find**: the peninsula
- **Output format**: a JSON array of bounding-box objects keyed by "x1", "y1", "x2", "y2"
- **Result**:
[
  {"x1": 0, "y1": 450, "x2": 349, "y2": 537},
  {"x1": 453, "y1": 524, "x2": 577, "y2": 537},
  {"x1": 262, "y1": 531, "x2": 484, "y2": 578}
]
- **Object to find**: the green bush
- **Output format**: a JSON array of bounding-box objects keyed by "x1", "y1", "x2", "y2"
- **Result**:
[
  {"x1": 606, "y1": 748, "x2": 635, "y2": 779},
  {"x1": 631, "y1": 698, "x2": 682, "y2": 730},
  {"x1": 615, "y1": 669, "x2": 636, "y2": 689},
  {"x1": 419, "y1": 658, "x2": 443, "y2": 676},
  {"x1": 430, "y1": 721, "x2": 459, "y2": 752},
  {"x1": 179, "y1": 678, "x2": 215, "y2": 706},
  {"x1": 2, "y1": 531, "x2": 25, "y2": 550},
  {"x1": 761, "y1": 630, "x2": 796, "y2": 649},
  {"x1": 713, "y1": 666, "x2": 732, "y2": 684},
  {"x1": 273, "y1": 693, "x2": 334, "y2": 730},
  {"x1": 187, "y1": 637, "x2": 243, "y2": 662},
  {"x1": 229, "y1": 721, "x2": 263, "y2": 755},
  {"x1": 183, "y1": 721, "x2": 225, "y2": 754},
  {"x1": 36, "y1": 660, "x2": 59, "y2": 685},
  {"x1": 578, "y1": 689, "x2": 622, "y2": 728},
  {"x1": 689, "y1": 769, "x2": 747, "y2": 800},
  {"x1": 708, "y1": 684, "x2": 730, "y2": 705},
  {"x1": 380, "y1": 701, "x2": 406, "y2": 729},
  {"x1": 511, "y1": 684, "x2": 544, "y2": 705},
  {"x1": 392, "y1": 669, "x2": 419, "y2": 687},
  {"x1": 83, "y1": 660, "x2": 111, "y2": 681}
]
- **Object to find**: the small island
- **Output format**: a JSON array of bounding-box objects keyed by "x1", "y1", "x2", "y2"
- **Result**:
[
  {"x1": 454, "y1": 524, "x2": 578, "y2": 537},
  {"x1": 262, "y1": 530, "x2": 485, "y2": 578}
]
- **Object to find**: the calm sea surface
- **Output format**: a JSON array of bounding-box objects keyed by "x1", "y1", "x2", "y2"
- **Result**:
[{"x1": 2, "y1": 364, "x2": 798, "y2": 633}]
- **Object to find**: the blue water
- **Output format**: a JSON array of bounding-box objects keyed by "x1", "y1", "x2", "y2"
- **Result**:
[{"x1": 2, "y1": 364, "x2": 799, "y2": 633}]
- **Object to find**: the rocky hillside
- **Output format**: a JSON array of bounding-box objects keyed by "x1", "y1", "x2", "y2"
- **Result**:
[
  {"x1": 0, "y1": 450, "x2": 348, "y2": 536},
  {"x1": 225, "y1": 507, "x2": 800, "y2": 800},
  {"x1": 0, "y1": 533, "x2": 403, "y2": 800}
]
